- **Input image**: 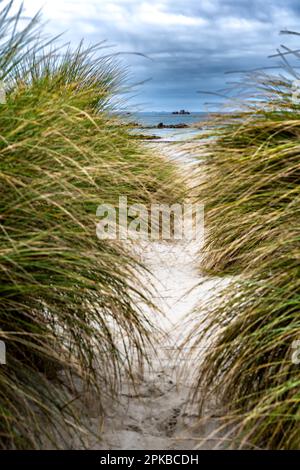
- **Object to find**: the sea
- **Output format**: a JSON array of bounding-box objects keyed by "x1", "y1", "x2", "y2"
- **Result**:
[{"x1": 125, "y1": 111, "x2": 208, "y2": 142}]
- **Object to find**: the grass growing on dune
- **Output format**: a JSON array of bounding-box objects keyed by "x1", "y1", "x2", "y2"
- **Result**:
[
  {"x1": 193, "y1": 42, "x2": 300, "y2": 449},
  {"x1": 0, "y1": 1, "x2": 185, "y2": 448}
]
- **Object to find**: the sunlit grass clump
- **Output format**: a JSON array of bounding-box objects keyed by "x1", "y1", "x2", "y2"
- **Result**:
[
  {"x1": 194, "y1": 45, "x2": 300, "y2": 448},
  {"x1": 0, "y1": 2, "x2": 184, "y2": 448}
]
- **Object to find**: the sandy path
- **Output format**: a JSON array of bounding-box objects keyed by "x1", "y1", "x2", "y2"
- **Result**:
[
  {"x1": 85, "y1": 143, "x2": 230, "y2": 450},
  {"x1": 87, "y1": 239, "x2": 224, "y2": 450},
  {"x1": 54, "y1": 237, "x2": 229, "y2": 450},
  {"x1": 41, "y1": 142, "x2": 233, "y2": 451},
  {"x1": 98, "y1": 240, "x2": 200, "y2": 450}
]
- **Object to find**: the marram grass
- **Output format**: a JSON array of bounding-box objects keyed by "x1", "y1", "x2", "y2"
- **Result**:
[
  {"x1": 0, "y1": 1, "x2": 185, "y2": 448},
  {"x1": 193, "y1": 50, "x2": 300, "y2": 449}
]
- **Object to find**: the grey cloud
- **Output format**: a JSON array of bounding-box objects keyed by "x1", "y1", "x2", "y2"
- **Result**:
[{"x1": 24, "y1": 0, "x2": 300, "y2": 110}]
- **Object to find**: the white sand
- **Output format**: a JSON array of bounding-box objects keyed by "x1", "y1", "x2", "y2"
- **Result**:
[
  {"x1": 40, "y1": 142, "x2": 235, "y2": 451},
  {"x1": 82, "y1": 143, "x2": 232, "y2": 450}
]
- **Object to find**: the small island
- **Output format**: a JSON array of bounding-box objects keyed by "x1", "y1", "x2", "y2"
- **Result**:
[{"x1": 172, "y1": 109, "x2": 190, "y2": 115}]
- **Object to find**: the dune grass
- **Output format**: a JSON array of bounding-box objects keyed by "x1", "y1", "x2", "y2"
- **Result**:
[
  {"x1": 193, "y1": 45, "x2": 300, "y2": 449},
  {"x1": 0, "y1": 1, "x2": 185, "y2": 448}
]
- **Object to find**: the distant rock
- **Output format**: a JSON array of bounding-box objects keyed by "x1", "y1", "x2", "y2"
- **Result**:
[
  {"x1": 157, "y1": 122, "x2": 188, "y2": 129},
  {"x1": 172, "y1": 110, "x2": 190, "y2": 115},
  {"x1": 137, "y1": 134, "x2": 161, "y2": 140},
  {"x1": 126, "y1": 121, "x2": 140, "y2": 127}
]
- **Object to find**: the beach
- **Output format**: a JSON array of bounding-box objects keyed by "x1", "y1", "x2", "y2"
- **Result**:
[{"x1": 67, "y1": 140, "x2": 231, "y2": 450}]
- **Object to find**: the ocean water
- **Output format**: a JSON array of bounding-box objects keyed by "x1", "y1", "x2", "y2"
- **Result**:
[
  {"x1": 133, "y1": 112, "x2": 207, "y2": 127},
  {"x1": 126, "y1": 112, "x2": 207, "y2": 142}
]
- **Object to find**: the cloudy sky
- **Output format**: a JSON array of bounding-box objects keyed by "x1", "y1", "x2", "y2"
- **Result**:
[{"x1": 23, "y1": 0, "x2": 300, "y2": 111}]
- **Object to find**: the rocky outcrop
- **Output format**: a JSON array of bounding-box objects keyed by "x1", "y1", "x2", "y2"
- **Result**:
[
  {"x1": 172, "y1": 110, "x2": 190, "y2": 115},
  {"x1": 157, "y1": 122, "x2": 188, "y2": 129}
]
